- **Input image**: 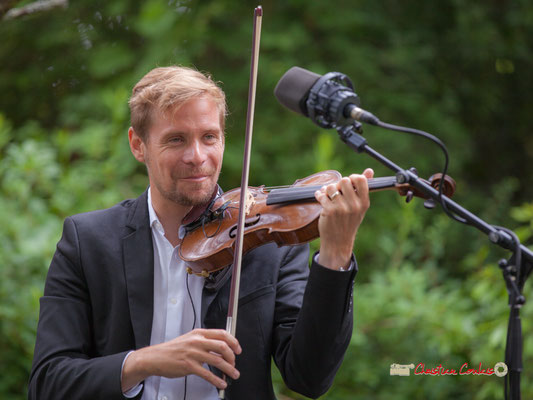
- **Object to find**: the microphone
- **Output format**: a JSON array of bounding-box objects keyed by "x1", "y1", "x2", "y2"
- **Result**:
[{"x1": 274, "y1": 66, "x2": 379, "y2": 128}]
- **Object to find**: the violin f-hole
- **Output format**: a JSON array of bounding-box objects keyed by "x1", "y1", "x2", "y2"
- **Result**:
[{"x1": 229, "y1": 214, "x2": 261, "y2": 238}]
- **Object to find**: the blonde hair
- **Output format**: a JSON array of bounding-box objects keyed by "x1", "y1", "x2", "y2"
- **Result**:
[{"x1": 128, "y1": 66, "x2": 227, "y2": 141}]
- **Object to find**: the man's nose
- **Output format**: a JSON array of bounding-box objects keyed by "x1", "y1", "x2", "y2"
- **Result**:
[{"x1": 183, "y1": 140, "x2": 207, "y2": 165}]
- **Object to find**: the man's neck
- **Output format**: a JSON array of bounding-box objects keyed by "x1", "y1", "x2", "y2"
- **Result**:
[{"x1": 150, "y1": 189, "x2": 191, "y2": 247}]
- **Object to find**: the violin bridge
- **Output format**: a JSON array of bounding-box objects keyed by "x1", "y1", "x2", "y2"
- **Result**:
[{"x1": 244, "y1": 188, "x2": 255, "y2": 216}]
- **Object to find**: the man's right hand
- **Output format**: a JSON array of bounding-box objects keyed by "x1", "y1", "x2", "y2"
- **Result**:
[{"x1": 121, "y1": 328, "x2": 242, "y2": 392}]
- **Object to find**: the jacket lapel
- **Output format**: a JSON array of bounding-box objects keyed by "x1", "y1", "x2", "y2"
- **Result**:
[
  {"x1": 123, "y1": 190, "x2": 154, "y2": 349},
  {"x1": 202, "y1": 264, "x2": 233, "y2": 326}
]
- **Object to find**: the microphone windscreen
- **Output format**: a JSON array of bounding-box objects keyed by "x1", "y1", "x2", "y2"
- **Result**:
[{"x1": 274, "y1": 67, "x2": 321, "y2": 116}]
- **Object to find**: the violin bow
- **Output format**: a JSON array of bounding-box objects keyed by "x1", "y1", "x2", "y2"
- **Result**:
[{"x1": 219, "y1": 5, "x2": 262, "y2": 399}]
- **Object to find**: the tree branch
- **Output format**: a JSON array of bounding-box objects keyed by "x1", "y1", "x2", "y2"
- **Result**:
[
  {"x1": 0, "y1": 0, "x2": 20, "y2": 17},
  {"x1": 2, "y1": 0, "x2": 68, "y2": 20}
]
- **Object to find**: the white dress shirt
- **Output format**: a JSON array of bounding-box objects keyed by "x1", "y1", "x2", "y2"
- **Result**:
[{"x1": 124, "y1": 188, "x2": 218, "y2": 400}]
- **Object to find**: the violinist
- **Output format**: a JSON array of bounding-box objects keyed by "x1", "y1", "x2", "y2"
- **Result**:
[{"x1": 29, "y1": 66, "x2": 373, "y2": 400}]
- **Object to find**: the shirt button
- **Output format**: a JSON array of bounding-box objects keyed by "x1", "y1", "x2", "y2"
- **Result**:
[
  {"x1": 161, "y1": 396, "x2": 168, "y2": 400},
  {"x1": 170, "y1": 298, "x2": 177, "y2": 305}
]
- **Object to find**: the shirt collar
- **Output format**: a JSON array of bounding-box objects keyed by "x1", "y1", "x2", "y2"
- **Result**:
[{"x1": 147, "y1": 186, "x2": 161, "y2": 230}]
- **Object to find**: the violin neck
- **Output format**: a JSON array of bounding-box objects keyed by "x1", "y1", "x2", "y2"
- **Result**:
[{"x1": 266, "y1": 176, "x2": 398, "y2": 206}]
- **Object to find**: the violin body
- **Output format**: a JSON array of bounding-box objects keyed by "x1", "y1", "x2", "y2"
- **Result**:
[
  {"x1": 179, "y1": 169, "x2": 456, "y2": 276},
  {"x1": 180, "y1": 170, "x2": 342, "y2": 275}
]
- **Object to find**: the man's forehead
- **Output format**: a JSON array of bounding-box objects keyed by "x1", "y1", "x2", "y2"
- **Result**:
[
  {"x1": 149, "y1": 102, "x2": 221, "y2": 131},
  {"x1": 143, "y1": 96, "x2": 225, "y2": 140},
  {"x1": 163, "y1": 96, "x2": 223, "y2": 120}
]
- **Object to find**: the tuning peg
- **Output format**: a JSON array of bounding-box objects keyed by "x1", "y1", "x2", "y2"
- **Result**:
[
  {"x1": 424, "y1": 199, "x2": 436, "y2": 209},
  {"x1": 405, "y1": 190, "x2": 414, "y2": 203}
]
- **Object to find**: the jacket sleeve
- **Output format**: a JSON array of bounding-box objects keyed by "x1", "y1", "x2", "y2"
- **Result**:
[
  {"x1": 273, "y1": 247, "x2": 357, "y2": 398},
  {"x1": 28, "y1": 217, "x2": 135, "y2": 400}
]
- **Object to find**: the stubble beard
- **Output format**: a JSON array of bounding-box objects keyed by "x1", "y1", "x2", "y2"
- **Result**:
[
  {"x1": 167, "y1": 184, "x2": 214, "y2": 207},
  {"x1": 156, "y1": 171, "x2": 220, "y2": 207}
]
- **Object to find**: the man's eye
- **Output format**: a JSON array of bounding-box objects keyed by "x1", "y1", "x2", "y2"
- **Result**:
[{"x1": 169, "y1": 137, "x2": 184, "y2": 143}]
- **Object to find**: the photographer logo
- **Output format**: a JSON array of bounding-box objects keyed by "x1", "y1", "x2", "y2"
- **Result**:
[{"x1": 390, "y1": 362, "x2": 508, "y2": 377}]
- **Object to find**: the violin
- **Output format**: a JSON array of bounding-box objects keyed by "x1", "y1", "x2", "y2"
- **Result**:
[{"x1": 179, "y1": 169, "x2": 456, "y2": 276}]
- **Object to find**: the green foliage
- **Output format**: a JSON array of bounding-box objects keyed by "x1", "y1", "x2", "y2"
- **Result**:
[
  {"x1": 512, "y1": 202, "x2": 533, "y2": 243},
  {"x1": 1, "y1": 0, "x2": 533, "y2": 398}
]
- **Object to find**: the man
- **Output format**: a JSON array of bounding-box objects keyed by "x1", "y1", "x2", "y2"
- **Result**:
[{"x1": 29, "y1": 66, "x2": 373, "y2": 399}]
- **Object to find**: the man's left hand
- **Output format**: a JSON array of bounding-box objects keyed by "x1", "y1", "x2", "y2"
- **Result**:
[{"x1": 314, "y1": 168, "x2": 374, "y2": 270}]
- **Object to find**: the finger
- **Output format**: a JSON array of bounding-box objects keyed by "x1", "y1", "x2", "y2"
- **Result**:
[
  {"x1": 315, "y1": 183, "x2": 339, "y2": 204},
  {"x1": 185, "y1": 333, "x2": 236, "y2": 367},
  {"x1": 337, "y1": 176, "x2": 357, "y2": 205},
  {"x1": 204, "y1": 351, "x2": 241, "y2": 380},
  {"x1": 325, "y1": 183, "x2": 341, "y2": 200},
  {"x1": 201, "y1": 339, "x2": 237, "y2": 367},
  {"x1": 181, "y1": 335, "x2": 240, "y2": 383},
  {"x1": 349, "y1": 173, "x2": 370, "y2": 200},
  {"x1": 363, "y1": 168, "x2": 374, "y2": 179},
  {"x1": 189, "y1": 361, "x2": 230, "y2": 389},
  {"x1": 198, "y1": 329, "x2": 242, "y2": 355},
  {"x1": 314, "y1": 188, "x2": 329, "y2": 206}
]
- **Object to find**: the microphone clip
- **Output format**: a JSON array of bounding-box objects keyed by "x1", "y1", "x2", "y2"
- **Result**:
[
  {"x1": 306, "y1": 71, "x2": 361, "y2": 129},
  {"x1": 336, "y1": 122, "x2": 367, "y2": 153}
]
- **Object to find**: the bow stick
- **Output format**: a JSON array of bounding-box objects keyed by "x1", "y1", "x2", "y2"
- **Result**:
[{"x1": 219, "y1": 5, "x2": 262, "y2": 399}]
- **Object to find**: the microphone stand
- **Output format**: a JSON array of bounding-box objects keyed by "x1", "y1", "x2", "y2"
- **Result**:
[{"x1": 335, "y1": 122, "x2": 533, "y2": 400}]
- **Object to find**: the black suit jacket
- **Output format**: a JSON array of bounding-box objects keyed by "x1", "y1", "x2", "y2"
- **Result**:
[{"x1": 29, "y1": 191, "x2": 357, "y2": 399}]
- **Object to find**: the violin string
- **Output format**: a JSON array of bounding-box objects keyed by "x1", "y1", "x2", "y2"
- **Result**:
[
  {"x1": 266, "y1": 177, "x2": 397, "y2": 193},
  {"x1": 263, "y1": 176, "x2": 396, "y2": 191},
  {"x1": 210, "y1": 177, "x2": 400, "y2": 208},
  {"x1": 262, "y1": 184, "x2": 292, "y2": 191},
  {"x1": 268, "y1": 186, "x2": 322, "y2": 194},
  {"x1": 265, "y1": 177, "x2": 398, "y2": 204}
]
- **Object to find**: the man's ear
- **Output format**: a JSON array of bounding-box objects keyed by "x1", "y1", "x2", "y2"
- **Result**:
[{"x1": 128, "y1": 127, "x2": 145, "y2": 163}]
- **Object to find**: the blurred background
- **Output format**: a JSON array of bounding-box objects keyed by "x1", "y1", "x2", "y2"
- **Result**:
[{"x1": 1, "y1": 0, "x2": 532, "y2": 398}]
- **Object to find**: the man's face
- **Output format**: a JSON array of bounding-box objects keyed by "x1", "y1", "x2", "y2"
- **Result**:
[{"x1": 139, "y1": 96, "x2": 224, "y2": 207}]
